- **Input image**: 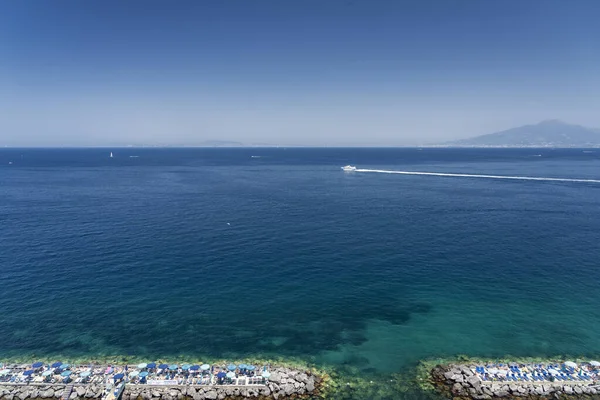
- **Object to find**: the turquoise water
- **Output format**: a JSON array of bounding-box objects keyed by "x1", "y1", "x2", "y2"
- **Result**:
[{"x1": 2, "y1": 148, "x2": 600, "y2": 398}]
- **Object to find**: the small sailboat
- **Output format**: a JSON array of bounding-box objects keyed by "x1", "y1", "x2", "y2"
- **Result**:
[{"x1": 110, "y1": 152, "x2": 114, "y2": 158}]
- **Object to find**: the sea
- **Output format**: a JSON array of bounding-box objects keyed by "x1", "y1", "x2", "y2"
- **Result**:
[{"x1": 2, "y1": 147, "x2": 600, "y2": 399}]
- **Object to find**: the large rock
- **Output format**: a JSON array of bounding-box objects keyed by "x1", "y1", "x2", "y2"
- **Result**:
[
  {"x1": 444, "y1": 371, "x2": 456, "y2": 380},
  {"x1": 76, "y1": 387, "x2": 86, "y2": 397},
  {"x1": 466, "y1": 375, "x2": 482, "y2": 393},
  {"x1": 16, "y1": 391, "x2": 29, "y2": 400},
  {"x1": 305, "y1": 379, "x2": 315, "y2": 392},
  {"x1": 269, "y1": 372, "x2": 282, "y2": 384},
  {"x1": 451, "y1": 374, "x2": 464, "y2": 383},
  {"x1": 283, "y1": 383, "x2": 295, "y2": 395},
  {"x1": 563, "y1": 385, "x2": 573, "y2": 394},
  {"x1": 452, "y1": 383, "x2": 463, "y2": 393},
  {"x1": 42, "y1": 389, "x2": 55, "y2": 398},
  {"x1": 204, "y1": 390, "x2": 217, "y2": 400}
]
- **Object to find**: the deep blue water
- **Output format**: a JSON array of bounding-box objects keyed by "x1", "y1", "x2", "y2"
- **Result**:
[{"x1": 2, "y1": 148, "x2": 600, "y2": 397}]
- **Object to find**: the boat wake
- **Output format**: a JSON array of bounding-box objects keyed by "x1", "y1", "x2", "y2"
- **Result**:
[{"x1": 354, "y1": 168, "x2": 600, "y2": 184}]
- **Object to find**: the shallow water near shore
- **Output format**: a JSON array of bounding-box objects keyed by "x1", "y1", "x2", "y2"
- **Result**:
[{"x1": 2, "y1": 147, "x2": 600, "y2": 399}]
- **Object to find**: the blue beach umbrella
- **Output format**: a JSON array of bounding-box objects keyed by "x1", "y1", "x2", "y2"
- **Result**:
[
  {"x1": 262, "y1": 371, "x2": 271, "y2": 379},
  {"x1": 139, "y1": 372, "x2": 149, "y2": 378},
  {"x1": 80, "y1": 371, "x2": 91, "y2": 377},
  {"x1": 60, "y1": 364, "x2": 70, "y2": 369},
  {"x1": 137, "y1": 363, "x2": 147, "y2": 369},
  {"x1": 146, "y1": 363, "x2": 157, "y2": 369},
  {"x1": 42, "y1": 371, "x2": 53, "y2": 377},
  {"x1": 227, "y1": 364, "x2": 237, "y2": 371},
  {"x1": 0, "y1": 369, "x2": 10, "y2": 375},
  {"x1": 129, "y1": 371, "x2": 139, "y2": 378},
  {"x1": 226, "y1": 372, "x2": 235, "y2": 379},
  {"x1": 216, "y1": 372, "x2": 226, "y2": 378},
  {"x1": 190, "y1": 365, "x2": 199, "y2": 371},
  {"x1": 181, "y1": 364, "x2": 190, "y2": 370},
  {"x1": 246, "y1": 365, "x2": 256, "y2": 371},
  {"x1": 113, "y1": 373, "x2": 124, "y2": 380},
  {"x1": 32, "y1": 362, "x2": 43, "y2": 369},
  {"x1": 61, "y1": 371, "x2": 72, "y2": 377},
  {"x1": 238, "y1": 364, "x2": 247, "y2": 370},
  {"x1": 158, "y1": 364, "x2": 169, "y2": 370},
  {"x1": 169, "y1": 364, "x2": 178, "y2": 371},
  {"x1": 23, "y1": 370, "x2": 35, "y2": 376},
  {"x1": 51, "y1": 362, "x2": 62, "y2": 368},
  {"x1": 200, "y1": 364, "x2": 210, "y2": 371}
]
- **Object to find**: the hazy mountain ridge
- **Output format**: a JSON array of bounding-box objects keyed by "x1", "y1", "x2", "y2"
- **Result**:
[{"x1": 444, "y1": 120, "x2": 600, "y2": 147}]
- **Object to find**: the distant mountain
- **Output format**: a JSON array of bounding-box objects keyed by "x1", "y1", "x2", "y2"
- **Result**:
[
  {"x1": 198, "y1": 140, "x2": 245, "y2": 147},
  {"x1": 445, "y1": 120, "x2": 600, "y2": 147}
]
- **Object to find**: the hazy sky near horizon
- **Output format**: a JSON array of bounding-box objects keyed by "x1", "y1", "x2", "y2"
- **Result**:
[{"x1": 2, "y1": 0, "x2": 600, "y2": 146}]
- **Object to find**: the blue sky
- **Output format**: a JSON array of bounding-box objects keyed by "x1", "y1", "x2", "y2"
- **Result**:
[{"x1": 1, "y1": 0, "x2": 599, "y2": 146}]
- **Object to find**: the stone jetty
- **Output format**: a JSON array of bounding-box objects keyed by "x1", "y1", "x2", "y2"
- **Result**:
[
  {"x1": 0, "y1": 367, "x2": 322, "y2": 400},
  {"x1": 431, "y1": 363, "x2": 600, "y2": 399}
]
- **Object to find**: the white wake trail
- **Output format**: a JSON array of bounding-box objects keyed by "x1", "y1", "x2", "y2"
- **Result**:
[{"x1": 354, "y1": 169, "x2": 600, "y2": 184}]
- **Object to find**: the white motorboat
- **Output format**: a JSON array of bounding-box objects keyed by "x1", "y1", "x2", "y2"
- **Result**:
[{"x1": 341, "y1": 165, "x2": 357, "y2": 172}]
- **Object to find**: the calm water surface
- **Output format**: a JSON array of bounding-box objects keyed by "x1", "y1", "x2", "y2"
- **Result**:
[{"x1": 2, "y1": 148, "x2": 600, "y2": 398}]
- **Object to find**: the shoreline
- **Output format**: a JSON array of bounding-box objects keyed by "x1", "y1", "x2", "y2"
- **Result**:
[
  {"x1": 429, "y1": 359, "x2": 600, "y2": 399},
  {"x1": 0, "y1": 361, "x2": 326, "y2": 400}
]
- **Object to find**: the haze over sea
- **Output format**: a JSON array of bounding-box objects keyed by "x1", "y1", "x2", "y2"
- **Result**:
[{"x1": 2, "y1": 148, "x2": 600, "y2": 397}]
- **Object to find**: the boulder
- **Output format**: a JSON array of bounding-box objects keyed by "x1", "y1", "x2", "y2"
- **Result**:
[
  {"x1": 296, "y1": 373, "x2": 308, "y2": 383},
  {"x1": 204, "y1": 390, "x2": 217, "y2": 400},
  {"x1": 269, "y1": 372, "x2": 282, "y2": 384},
  {"x1": 451, "y1": 374, "x2": 464, "y2": 383},
  {"x1": 563, "y1": 385, "x2": 573, "y2": 394},
  {"x1": 466, "y1": 375, "x2": 482, "y2": 393},
  {"x1": 151, "y1": 390, "x2": 161, "y2": 398},
  {"x1": 444, "y1": 371, "x2": 455, "y2": 380},
  {"x1": 495, "y1": 390, "x2": 509, "y2": 397},
  {"x1": 452, "y1": 383, "x2": 463, "y2": 393},
  {"x1": 76, "y1": 388, "x2": 86, "y2": 398},
  {"x1": 305, "y1": 379, "x2": 315, "y2": 392},
  {"x1": 283, "y1": 383, "x2": 295, "y2": 395},
  {"x1": 84, "y1": 388, "x2": 96, "y2": 398},
  {"x1": 574, "y1": 386, "x2": 583, "y2": 394},
  {"x1": 42, "y1": 389, "x2": 55, "y2": 398},
  {"x1": 260, "y1": 387, "x2": 271, "y2": 397}
]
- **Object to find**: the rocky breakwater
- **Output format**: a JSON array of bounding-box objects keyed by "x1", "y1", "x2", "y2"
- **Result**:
[
  {"x1": 124, "y1": 367, "x2": 321, "y2": 400},
  {"x1": 431, "y1": 365, "x2": 600, "y2": 399},
  {"x1": 0, "y1": 385, "x2": 105, "y2": 400}
]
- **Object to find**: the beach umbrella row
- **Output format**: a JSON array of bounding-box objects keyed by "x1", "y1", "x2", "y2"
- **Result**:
[{"x1": 32, "y1": 362, "x2": 43, "y2": 369}]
